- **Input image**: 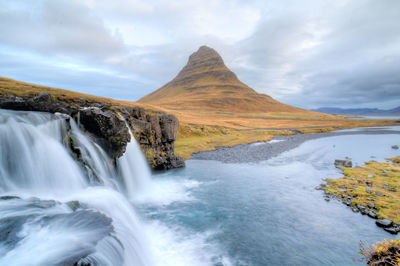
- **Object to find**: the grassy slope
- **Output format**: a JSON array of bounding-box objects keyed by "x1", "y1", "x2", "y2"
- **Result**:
[
  {"x1": 0, "y1": 77, "x2": 160, "y2": 111},
  {"x1": 1, "y1": 76, "x2": 397, "y2": 159}
]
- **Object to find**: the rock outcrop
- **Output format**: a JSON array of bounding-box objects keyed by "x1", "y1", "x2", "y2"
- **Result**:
[
  {"x1": 79, "y1": 107, "x2": 131, "y2": 158},
  {"x1": 120, "y1": 107, "x2": 185, "y2": 170},
  {"x1": 0, "y1": 93, "x2": 185, "y2": 169}
]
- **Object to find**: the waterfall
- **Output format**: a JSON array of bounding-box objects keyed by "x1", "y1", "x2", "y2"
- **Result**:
[
  {"x1": 117, "y1": 128, "x2": 152, "y2": 199},
  {"x1": 0, "y1": 110, "x2": 86, "y2": 196},
  {"x1": 0, "y1": 109, "x2": 153, "y2": 266}
]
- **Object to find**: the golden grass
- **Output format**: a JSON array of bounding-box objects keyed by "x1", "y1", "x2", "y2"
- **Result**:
[
  {"x1": 175, "y1": 123, "x2": 293, "y2": 159},
  {"x1": 1, "y1": 76, "x2": 397, "y2": 160},
  {"x1": 360, "y1": 238, "x2": 400, "y2": 265},
  {"x1": 295, "y1": 127, "x2": 342, "y2": 134},
  {"x1": 0, "y1": 76, "x2": 164, "y2": 112},
  {"x1": 323, "y1": 156, "x2": 400, "y2": 223},
  {"x1": 162, "y1": 108, "x2": 395, "y2": 130},
  {"x1": 172, "y1": 109, "x2": 396, "y2": 158}
]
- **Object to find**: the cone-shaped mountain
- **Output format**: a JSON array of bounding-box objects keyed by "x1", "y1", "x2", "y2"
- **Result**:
[{"x1": 139, "y1": 46, "x2": 309, "y2": 113}]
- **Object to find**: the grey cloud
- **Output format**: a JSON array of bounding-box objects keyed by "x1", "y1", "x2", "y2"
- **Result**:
[
  {"x1": 0, "y1": 0, "x2": 125, "y2": 60},
  {"x1": 294, "y1": 0, "x2": 400, "y2": 108},
  {"x1": 0, "y1": 0, "x2": 399, "y2": 109},
  {"x1": 230, "y1": 0, "x2": 400, "y2": 109},
  {"x1": 0, "y1": 48, "x2": 151, "y2": 101}
]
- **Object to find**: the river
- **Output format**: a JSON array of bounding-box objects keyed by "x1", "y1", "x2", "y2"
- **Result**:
[
  {"x1": 138, "y1": 127, "x2": 400, "y2": 265},
  {"x1": 0, "y1": 109, "x2": 399, "y2": 265}
]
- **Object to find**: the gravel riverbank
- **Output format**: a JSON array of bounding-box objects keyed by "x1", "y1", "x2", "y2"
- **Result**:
[{"x1": 192, "y1": 126, "x2": 400, "y2": 163}]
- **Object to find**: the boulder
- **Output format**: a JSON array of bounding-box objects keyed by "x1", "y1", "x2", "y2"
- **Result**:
[
  {"x1": 366, "y1": 211, "x2": 377, "y2": 219},
  {"x1": 384, "y1": 227, "x2": 400, "y2": 234},
  {"x1": 334, "y1": 159, "x2": 352, "y2": 168},
  {"x1": 33, "y1": 93, "x2": 51, "y2": 103},
  {"x1": 0, "y1": 195, "x2": 20, "y2": 200},
  {"x1": 153, "y1": 155, "x2": 185, "y2": 170},
  {"x1": 376, "y1": 219, "x2": 393, "y2": 228},
  {"x1": 66, "y1": 200, "x2": 81, "y2": 211}
]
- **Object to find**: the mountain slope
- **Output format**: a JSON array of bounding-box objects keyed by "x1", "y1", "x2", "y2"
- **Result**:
[{"x1": 139, "y1": 46, "x2": 313, "y2": 114}]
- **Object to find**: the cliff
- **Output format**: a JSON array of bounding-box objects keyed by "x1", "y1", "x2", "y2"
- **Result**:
[{"x1": 0, "y1": 93, "x2": 184, "y2": 170}]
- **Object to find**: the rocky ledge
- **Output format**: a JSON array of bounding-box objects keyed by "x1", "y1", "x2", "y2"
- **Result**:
[{"x1": 0, "y1": 93, "x2": 184, "y2": 170}]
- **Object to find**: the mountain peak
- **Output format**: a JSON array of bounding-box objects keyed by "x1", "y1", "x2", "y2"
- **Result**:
[
  {"x1": 189, "y1": 45, "x2": 223, "y2": 63},
  {"x1": 180, "y1": 46, "x2": 226, "y2": 76},
  {"x1": 139, "y1": 46, "x2": 308, "y2": 114}
]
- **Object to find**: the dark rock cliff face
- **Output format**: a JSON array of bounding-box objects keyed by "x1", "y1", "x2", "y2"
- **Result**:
[
  {"x1": 0, "y1": 93, "x2": 185, "y2": 170},
  {"x1": 118, "y1": 107, "x2": 184, "y2": 170},
  {"x1": 79, "y1": 107, "x2": 131, "y2": 158}
]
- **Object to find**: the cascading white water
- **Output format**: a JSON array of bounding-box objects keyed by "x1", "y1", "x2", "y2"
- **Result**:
[
  {"x1": 117, "y1": 129, "x2": 152, "y2": 198},
  {"x1": 0, "y1": 110, "x2": 86, "y2": 196},
  {"x1": 0, "y1": 109, "x2": 153, "y2": 266}
]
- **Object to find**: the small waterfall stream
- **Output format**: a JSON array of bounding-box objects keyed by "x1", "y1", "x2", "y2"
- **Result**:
[
  {"x1": 117, "y1": 128, "x2": 152, "y2": 199},
  {"x1": 0, "y1": 109, "x2": 153, "y2": 266}
]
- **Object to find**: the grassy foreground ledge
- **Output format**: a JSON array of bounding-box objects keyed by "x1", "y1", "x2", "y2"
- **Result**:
[
  {"x1": 322, "y1": 156, "x2": 400, "y2": 232},
  {"x1": 360, "y1": 239, "x2": 400, "y2": 265}
]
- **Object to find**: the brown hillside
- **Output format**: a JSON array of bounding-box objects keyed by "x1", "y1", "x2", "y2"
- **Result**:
[
  {"x1": 139, "y1": 46, "x2": 314, "y2": 114},
  {"x1": 0, "y1": 76, "x2": 163, "y2": 111},
  {"x1": 0, "y1": 76, "x2": 395, "y2": 160}
]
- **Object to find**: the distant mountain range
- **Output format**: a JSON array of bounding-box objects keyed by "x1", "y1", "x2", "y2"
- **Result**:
[{"x1": 312, "y1": 106, "x2": 400, "y2": 116}]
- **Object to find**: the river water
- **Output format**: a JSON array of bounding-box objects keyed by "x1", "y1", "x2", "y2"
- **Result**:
[
  {"x1": 0, "y1": 109, "x2": 399, "y2": 265},
  {"x1": 138, "y1": 128, "x2": 400, "y2": 265}
]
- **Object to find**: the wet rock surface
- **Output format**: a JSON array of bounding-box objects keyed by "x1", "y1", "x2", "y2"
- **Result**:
[
  {"x1": 375, "y1": 219, "x2": 400, "y2": 233},
  {"x1": 79, "y1": 107, "x2": 131, "y2": 158},
  {"x1": 0, "y1": 94, "x2": 184, "y2": 169},
  {"x1": 376, "y1": 219, "x2": 393, "y2": 228},
  {"x1": 334, "y1": 158, "x2": 353, "y2": 168}
]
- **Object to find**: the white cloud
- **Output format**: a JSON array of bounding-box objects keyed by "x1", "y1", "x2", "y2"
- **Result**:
[{"x1": 0, "y1": 0, "x2": 399, "y2": 108}]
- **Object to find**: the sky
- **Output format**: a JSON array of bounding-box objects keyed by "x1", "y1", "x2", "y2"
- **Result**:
[{"x1": 0, "y1": 0, "x2": 399, "y2": 109}]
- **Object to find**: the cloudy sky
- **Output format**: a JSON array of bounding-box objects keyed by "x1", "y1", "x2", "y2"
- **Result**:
[{"x1": 0, "y1": 0, "x2": 399, "y2": 109}]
